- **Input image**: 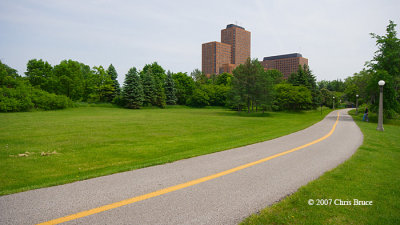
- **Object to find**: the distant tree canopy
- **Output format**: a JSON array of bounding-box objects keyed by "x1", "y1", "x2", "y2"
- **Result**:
[{"x1": 317, "y1": 79, "x2": 345, "y2": 92}]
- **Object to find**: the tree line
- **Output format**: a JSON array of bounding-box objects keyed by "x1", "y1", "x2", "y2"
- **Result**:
[
  {"x1": 1, "y1": 57, "x2": 318, "y2": 112},
  {"x1": 1, "y1": 20, "x2": 398, "y2": 117}
]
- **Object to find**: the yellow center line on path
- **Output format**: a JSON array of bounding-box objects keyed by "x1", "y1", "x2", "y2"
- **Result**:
[{"x1": 37, "y1": 112, "x2": 340, "y2": 225}]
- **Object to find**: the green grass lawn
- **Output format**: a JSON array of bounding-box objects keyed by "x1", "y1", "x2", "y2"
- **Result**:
[
  {"x1": 0, "y1": 105, "x2": 331, "y2": 196},
  {"x1": 241, "y1": 110, "x2": 400, "y2": 225}
]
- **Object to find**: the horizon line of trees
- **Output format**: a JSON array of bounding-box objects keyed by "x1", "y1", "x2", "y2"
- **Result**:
[
  {"x1": 0, "y1": 56, "x2": 323, "y2": 113},
  {"x1": 1, "y1": 21, "x2": 398, "y2": 118}
]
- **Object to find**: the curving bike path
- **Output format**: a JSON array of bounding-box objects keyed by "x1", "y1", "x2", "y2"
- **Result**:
[{"x1": 0, "y1": 109, "x2": 363, "y2": 225}]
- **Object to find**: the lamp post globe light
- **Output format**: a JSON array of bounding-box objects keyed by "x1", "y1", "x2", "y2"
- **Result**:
[
  {"x1": 377, "y1": 80, "x2": 385, "y2": 131},
  {"x1": 333, "y1": 96, "x2": 335, "y2": 109},
  {"x1": 356, "y1": 94, "x2": 359, "y2": 114}
]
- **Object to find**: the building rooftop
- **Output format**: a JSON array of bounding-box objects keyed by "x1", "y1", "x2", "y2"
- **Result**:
[
  {"x1": 263, "y1": 53, "x2": 303, "y2": 61},
  {"x1": 226, "y1": 24, "x2": 245, "y2": 30}
]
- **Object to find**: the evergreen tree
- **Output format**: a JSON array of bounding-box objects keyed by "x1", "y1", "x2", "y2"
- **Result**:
[
  {"x1": 107, "y1": 64, "x2": 121, "y2": 98},
  {"x1": 141, "y1": 62, "x2": 166, "y2": 107},
  {"x1": 165, "y1": 71, "x2": 177, "y2": 105},
  {"x1": 153, "y1": 76, "x2": 166, "y2": 107},
  {"x1": 289, "y1": 65, "x2": 309, "y2": 87},
  {"x1": 141, "y1": 69, "x2": 156, "y2": 106},
  {"x1": 288, "y1": 65, "x2": 318, "y2": 108},
  {"x1": 122, "y1": 67, "x2": 143, "y2": 109},
  {"x1": 303, "y1": 65, "x2": 318, "y2": 108}
]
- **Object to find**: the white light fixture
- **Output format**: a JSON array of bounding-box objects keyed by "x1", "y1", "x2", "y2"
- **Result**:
[{"x1": 378, "y1": 80, "x2": 385, "y2": 86}]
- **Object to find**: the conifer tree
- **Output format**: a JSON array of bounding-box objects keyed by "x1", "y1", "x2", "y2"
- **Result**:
[
  {"x1": 141, "y1": 62, "x2": 166, "y2": 108},
  {"x1": 153, "y1": 76, "x2": 166, "y2": 107},
  {"x1": 141, "y1": 69, "x2": 156, "y2": 106},
  {"x1": 288, "y1": 65, "x2": 318, "y2": 108},
  {"x1": 107, "y1": 64, "x2": 121, "y2": 98},
  {"x1": 122, "y1": 67, "x2": 143, "y2": 109},
  {"x1": 165, "y1": 71, "x2": 177, "y2": 105},
  {"x1": 289, "y1": 65, "x2": 309, "y2": 87}
]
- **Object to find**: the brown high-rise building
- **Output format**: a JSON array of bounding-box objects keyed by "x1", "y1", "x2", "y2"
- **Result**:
[
  {"x1": 202, "y1": 24, "x2": 251, "y2": 76},
  {"x1": 202, "y1": 41, "x2": 231, "y2": 75},
  {"x1": 261, "y1": 53, "x2": 308, "y2": 78},
  {"x1": 221, "y1": 24, "x2": 251, "y2": 65}
]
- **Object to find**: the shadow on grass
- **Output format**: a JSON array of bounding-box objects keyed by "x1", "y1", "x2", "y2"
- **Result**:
[
  {"x1": 215, "y1": 109, "x2": 312, "y2": 118},
  {"x1": 215, "y1": 111, "x2": 274, "y2": 118}
]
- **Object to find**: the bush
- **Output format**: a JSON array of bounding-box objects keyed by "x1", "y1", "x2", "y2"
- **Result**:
[
  {"x1": 0, "y1": 61, "x2": 73, "y2": 112},
  {"x1": 31, "y1": 89, "x2": 73, "y2": 110},
  {"x1": 0, "y1": 85, "x2": 34, "y2": 112}
]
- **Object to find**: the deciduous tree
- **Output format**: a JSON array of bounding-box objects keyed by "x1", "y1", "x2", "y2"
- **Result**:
[{"x1": 172, "y1": 72, "x2": 195, "y2": 105}]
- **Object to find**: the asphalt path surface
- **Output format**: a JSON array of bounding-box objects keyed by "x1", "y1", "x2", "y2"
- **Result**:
[{"x1": 0, "y1": 109, "x2": 363, "y2": 225}]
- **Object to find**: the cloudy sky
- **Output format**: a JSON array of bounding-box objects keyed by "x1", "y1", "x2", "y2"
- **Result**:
[{"x1": 0, "y1": 0, "x2": 399, "y2": 84}]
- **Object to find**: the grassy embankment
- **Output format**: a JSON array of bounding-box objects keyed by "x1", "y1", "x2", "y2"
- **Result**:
[
  {"x1": 0, "y1": 105, "x2": 332, "y2": 195},
  {"x1": 241, "y1": 109, "x2": 400, "y2": 225}
]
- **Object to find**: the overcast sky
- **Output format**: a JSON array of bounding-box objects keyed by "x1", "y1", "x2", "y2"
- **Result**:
[{"x1": 1, "y1": 0, "x2": 399, "y2": 84}]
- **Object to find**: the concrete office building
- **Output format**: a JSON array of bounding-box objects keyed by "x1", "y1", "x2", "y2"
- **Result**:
[
  {"x1": 261, "y1": 53, "x2": 308, "y2": 78},
  {"x1": 202, "y1": 24, "x2": 251, "y2": 75}
]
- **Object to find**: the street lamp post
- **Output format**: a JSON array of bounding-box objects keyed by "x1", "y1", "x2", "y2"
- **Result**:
[
  {"x1": 377, "y1": 80, "x2": 385, "y2": 131},
  {"x1": 356, "y1": 94, "x2": 359, "y2": 114},
  {"x1": 333, "y1": 96, "x2": 335, "y2": 109}
]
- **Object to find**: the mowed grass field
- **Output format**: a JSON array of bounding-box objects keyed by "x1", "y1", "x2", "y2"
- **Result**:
[
  {"x1": 241, "y1": 110, "x2": 400, "y2": 225},
  {"x1": 0, "y1": 105, "x2": 332, "y2": 195}
]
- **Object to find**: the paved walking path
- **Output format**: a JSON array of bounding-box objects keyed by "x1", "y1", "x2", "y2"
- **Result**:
[{"x1": 0, "y1": 109, "x2": 363, "y2": 225}]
